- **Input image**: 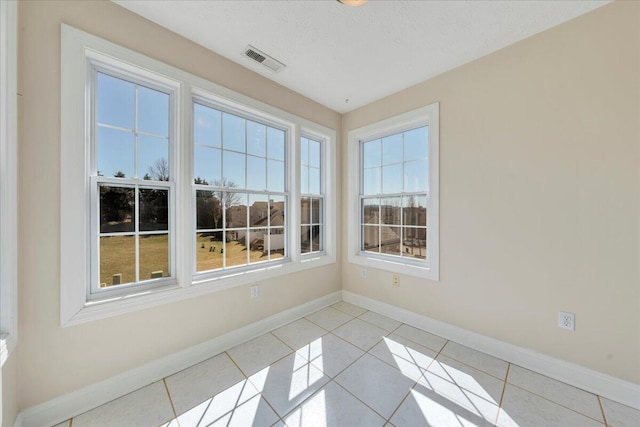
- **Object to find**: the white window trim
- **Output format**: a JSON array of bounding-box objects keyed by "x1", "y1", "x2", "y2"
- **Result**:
[
  {"x1": 347, "y1": 103, "x2": 440, "y2": 280},
  {"x1": 0, "y1": 0, "x2": 18, "y2": 365},
  {"x1": 61, "y1": 24, "x2": 336, "y2": 327}
]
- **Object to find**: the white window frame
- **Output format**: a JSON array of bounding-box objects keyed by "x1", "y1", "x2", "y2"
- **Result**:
[
  {"x1": 347, "y1": 104, "x2": 440, "y2": 280},
  {"x1": 0, "y1": 0, "x2": 18, "y2": 365},
  {"x1": 300, "y1": 133, "x2": 326, "y2": 257},
  {"x1": 61, "y1": 25, "x2": 337, "y2": 326}
]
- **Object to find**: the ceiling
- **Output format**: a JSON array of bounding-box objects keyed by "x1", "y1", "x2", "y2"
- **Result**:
[{"x1": 114, "y1": 0, "x2": 609, "y2": 113}]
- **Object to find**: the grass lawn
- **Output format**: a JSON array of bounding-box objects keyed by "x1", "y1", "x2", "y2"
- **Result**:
[
  {"x1": 100, "y1": 234, "x2": 169, "y2": 287},
  {"x1": 196, "y1": 233, "x2": 283, "y2": 272}
]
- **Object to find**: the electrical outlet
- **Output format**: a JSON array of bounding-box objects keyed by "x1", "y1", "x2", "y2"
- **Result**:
[
  {"x1": 360, "y1": 268, "x2": 367, "y2": 279},
  {"x1": 250, "y1": 285, "x2": 259, "y2": 299},
  {"x1": 558, "y1": 311, "x2": 575, "y2": 331},
  {"x1": 392, "y1": 274, "x2": 400, "y2": 287}
]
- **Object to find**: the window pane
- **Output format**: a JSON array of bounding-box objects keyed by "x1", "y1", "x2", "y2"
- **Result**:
[
  {"x1": 267, "y1": 127, "x2": 285, "y2": 160},
  {"x1": 139, "y1": 135, "x2": 169, "y2": 181},
  {"x1": 404, "y1": 126, "x2": 428, "y2": 161},
  {"x1": 404, "y1": 160, "x2": 428, "y2": 193},
  {"x1": 222, "y1": 151, "x2": 246, "y2": 189},
  {"x1": 362, "y1": 198, "x2": 379, "y2": 224},
  {"x1": 137, "y1": 86, "x2": 169, "y2": 137},
  {"x1": 139, "y1": 234, "x2": 169, "y2": 279},
  {"x1": 362, "y1": 225, "x2": 379, "y2": 253},
  {"x1": 247, "y1": 155, "x2": 266, "y2": 190},
  {"x1": 308, "y1": 139, "x2": 321, "y2": 168},
  {"x1": 301, "y1": 165, "x2": 309, "y2": 194},
  {"x1": 97, "y1": 72, "x2": 134, "y2": 130},
  {"x1": 249, "y1": 194, "x2": 269, "y2": 227},
  {"x1": 248, "y1": 228, "x2": 267, "y2": 263},
  {"x1": 311, "y1": 197, "x2": 322, "y2": 224},
  {"x1": 402, "y1": 227, "x2": 426, "y2": 260},
  {"x1": 301, "y1": 197, "x2": 311, "y2": 224},
  {"x1": 308, "y1": 166, "x2": 320, "y2": 195},
  {"x1": 363, "y1": 139, "x2": 381, "y2": 168},
  {"x1": 267, "y1": 159, "x2": 285, "y2": 193},
  {"x1": 403, "y1": 195, "x2": 427, "y2": 227},
  {"x1": 194, "y1": 146, "x2": 221, "y2": 185},
  {"x1": 382, "y1": 164, "x2": 402, "y2": 194},
  {"x1": 362, "y1": 167, "x2": 381, "y2": 195},
  {"x1": 194, "y1": 103, "x2": 221, "y2": 148},
  {"x1": 247, "y1": 121, "x2": 266, "y2": 157},
  {"x1": 270, "y1": 195, "x2": 286, "y2": 227},
  {"x1": 196, "y1": 231, "x2": 223, "y2": 272},
  {"x1": 311, "y1": 225, "x2": 322, "y2": 252},
  {"x1": 97, "y1": 126, "x2": 134, "y2": 178},
  {"x1": 225, "y1": 192, "x2": 248, "y2": 228},
  {"x1": 139, "y1": 188, "x2": 168, "y2": 231},
  {"x1": 196, "y1": 190, "x2": 222, "y2": 230},
  {"x1": 269, "y1": 227, "x2": 285, "y2": 260},
  {"x1": 300, "y1": 137, "x2": 309, "y2": 165},
  {"x1": 226, "y1": 230, "x2": 249, "y2": 268},
  {"x1": 381, "y1": 197, "x2": 401, "y2": 225},
  {"x1": 382, "y1": 133, "x2": 403, "y2": 165},
  {"x1": 100, "y1": 185, "x2": 134, "y2": 233},
  {"x1": 223, "y1": 113, "x2": 245, "y2": 152},
  {"x1": 100, "y1": 235, "x2": 135, "y2": 287},
  {"x1": 380, "y1": 226, "x2": 401, "y2": 256},
  {"x1": 301, "y1": 225, "x2": 311, "y2": 253}
]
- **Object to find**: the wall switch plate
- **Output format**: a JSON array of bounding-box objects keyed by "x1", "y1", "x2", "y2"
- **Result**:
[
  {"x1": 250, "y1": 285, "x2": 259, "y2": 299},
  {"x1": 558, "y1": 311, "x2": 575, "y2": 331}
]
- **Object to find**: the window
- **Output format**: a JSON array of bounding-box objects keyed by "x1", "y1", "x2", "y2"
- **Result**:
[
  {"x1": 300, "y1": 136, "x2": 324, "y2": 254},
  {"x1": 0, "y1": 0, "x2": 17, "y2": 363},
  {"x1": 193, "y1": 101, "x2": 288, "y2": 274},
  {"x1": 61, "y1": 25, "x2": 336, "y2": 325},
  {"x1": 89, "y1": 66, "x2": 177, "y2": 298},
  {"x1": 347, "y1": 104, "x2": 439, "y2": 280}
]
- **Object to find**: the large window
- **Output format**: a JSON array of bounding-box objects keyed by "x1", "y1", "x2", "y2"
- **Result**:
[
  {"x1": 193, "y1": 101, "x2": 288, "y2": 274},
  {"x1": 90, "y1": 68, "x2": 176, "y2": 297},
  {"x1": 347, "y1": 104, "x2": 439, "y2": 280},
  {"x1": 300, "y1": 136, "x2": 324, "y2": 254},
  {"x1": 61, "y1": 25, "x2": 336, "y2": 325}
]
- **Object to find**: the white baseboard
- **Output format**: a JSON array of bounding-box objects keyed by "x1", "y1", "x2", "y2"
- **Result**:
[
  {"x1": 11, "y1": 413, "x2": 22, "y2": 427},
  {"x1": 342, "y1": 290, "x2": 640, "y2": 411},
  {"x1": 18, "y1": 291, "x2": 342, "y2": 427}
]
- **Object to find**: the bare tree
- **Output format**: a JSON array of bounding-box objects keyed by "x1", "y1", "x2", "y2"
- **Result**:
[{"x1": 147, "y1": 157, "x2": 169, "y2": 181}]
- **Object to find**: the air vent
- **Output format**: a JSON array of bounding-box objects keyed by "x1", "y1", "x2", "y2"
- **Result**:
[{"x1": 243, "y1": 45, "x2": 286, "y2": 73}]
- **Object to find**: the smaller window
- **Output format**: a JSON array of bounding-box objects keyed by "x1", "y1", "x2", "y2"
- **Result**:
[
  {"x1": 300, "y1": 136, "x2": 324, "y2": 254},
  {"x1": 347, "y1": 103, "x2": 439, "y2": 280}
]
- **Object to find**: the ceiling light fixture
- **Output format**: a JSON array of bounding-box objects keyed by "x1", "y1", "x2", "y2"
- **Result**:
[{"x1": 337, "y1": 0, "x2": 368, "y2": 6}]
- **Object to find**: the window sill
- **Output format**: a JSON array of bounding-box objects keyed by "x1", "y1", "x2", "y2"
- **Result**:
[
  {"x1": 62, "y1": 254, "x2": 336, "y2": 327},
  {"x1": 348, "y1": 252, "x2": 439, "y2": 281}
]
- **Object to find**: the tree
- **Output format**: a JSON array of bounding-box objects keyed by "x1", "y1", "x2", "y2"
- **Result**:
[
  {"x1": 114, "y1": 171, "x2": 126, "y2": 178},
  {"x1": 147, "y1": 157, "x2": 169, "y2": 181}
]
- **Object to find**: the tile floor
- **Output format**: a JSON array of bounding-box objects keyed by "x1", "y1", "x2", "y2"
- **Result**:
[{"x1": 55, "y1": 301, "x2": 640, "y2": 427}]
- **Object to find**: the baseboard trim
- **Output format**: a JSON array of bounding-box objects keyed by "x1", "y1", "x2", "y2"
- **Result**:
[
  {"x1": 342, "y1": 290, "x2": 640, "y2": 411},
  {"x1": 18, "y1": 291, "x2": 342, "y2": 427}
]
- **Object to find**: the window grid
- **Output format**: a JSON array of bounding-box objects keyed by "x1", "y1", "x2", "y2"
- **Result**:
[
  {"x1": 360, "y1": 126, "x2": 428, "y2": 261},
  {"x1": 193, "y1": 101, "x2": 289, "y2": 274},
  {"x1": 92, "y1": 67, "x2": 175, "y2": 294},
  {"x1": 300, "y1": 136, "x2": 324, "y2": 254}
]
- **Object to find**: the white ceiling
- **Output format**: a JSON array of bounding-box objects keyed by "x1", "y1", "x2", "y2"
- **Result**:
[{"x1": 114, "y1": 0, "x2": 608, "y2": 113}]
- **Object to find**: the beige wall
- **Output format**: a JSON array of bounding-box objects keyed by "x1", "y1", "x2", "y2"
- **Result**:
[
  {"x1": 342, "y1": 1, "x2": 640, "y2": 384},
  {"x1": 17, "y1": 0, "x2": 341, "y2": 409},
  {"x1": 2, "y1": 351, "x2": 19, "y2": 427}
]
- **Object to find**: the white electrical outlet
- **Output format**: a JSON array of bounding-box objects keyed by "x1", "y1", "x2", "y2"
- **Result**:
[
  {"x1": 558, "y1": 311, "x2": 575, "y2": 331},
  {"x1": 392, "y1": 274, "x2": 400, "y2": 287},
  {"x1": 250, "y1": 285, "x2": 259, "y2": 299},
  {"x1": 360, "y1": 268, "x2": 366, "y2": 279}
]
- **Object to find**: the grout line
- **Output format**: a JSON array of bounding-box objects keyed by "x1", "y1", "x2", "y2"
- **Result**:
[
  {"x1": 162, "y1": 378, "x2": 180, "y2": 427},
  {"x1": 494, "y1": 363, "x2": 510, "y2": 426},
  {"x1": 225, "y1": 350, "x2": 250, "y2": 378},
  {"x1": 69, "y1": 418, "x2": 73, "y2": 427},
  {"x1": 597, "y1": 395, "x2": 609, "y2": 426},
  {"x1": 330, "y1": 378, "x2": 389, "y2": 421}
]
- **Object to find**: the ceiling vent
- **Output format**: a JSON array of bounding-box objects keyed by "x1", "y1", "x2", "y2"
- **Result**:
[{"x1": 243, "y1": 45, "x2": 286, "y2": 73}]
